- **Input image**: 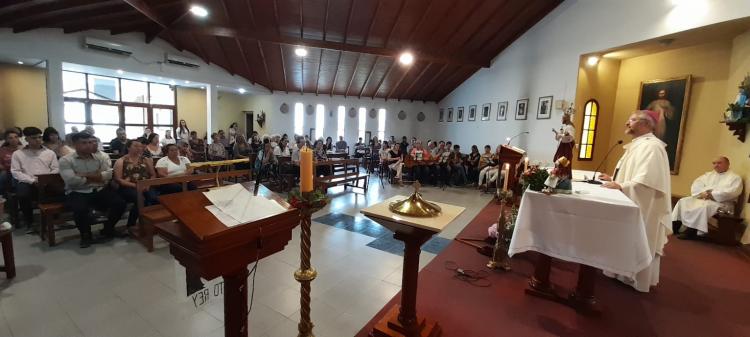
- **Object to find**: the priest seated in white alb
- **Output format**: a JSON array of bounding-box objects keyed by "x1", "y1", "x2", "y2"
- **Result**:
[{"x1": 672, "y1": 156, "x2": 743, "y2": 240}]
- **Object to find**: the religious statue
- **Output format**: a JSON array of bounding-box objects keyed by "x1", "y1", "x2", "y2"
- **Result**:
[{"x1": 542, "y1": 156, "x2": 572, "y2": 194}]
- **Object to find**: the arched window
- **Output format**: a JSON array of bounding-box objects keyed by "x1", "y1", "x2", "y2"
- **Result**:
[
  {"x1": 578, "y1": 99, "x2": 599, "y2": 160},
  {"x1": 358, "y1": 107, "x2": 366, "y2": 141},
  {"x1": 377, "y1": 108, "x2": 386, "y2": 141},
  {"x1": 294, "y1": 102, "x2": 304, "y2": 136},
  {"x1": 315, "y1": 104, "x2": 324, "y2": 140},
  {"x1": 337, "y1": 106, "x2": 345, "y2": 139}
]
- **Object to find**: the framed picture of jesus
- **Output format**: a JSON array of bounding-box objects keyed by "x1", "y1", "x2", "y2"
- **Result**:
[{"x1": 637, "y1": 75, "x2": 692, "y2": 174}]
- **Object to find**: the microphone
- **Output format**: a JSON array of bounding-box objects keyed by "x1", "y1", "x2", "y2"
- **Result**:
[
  {"x1": 587, "y1": 140, "x2": 623, "y2": 184},
  {"x1": 506, "y1": 131, "x2": 529, "y2": 146}
]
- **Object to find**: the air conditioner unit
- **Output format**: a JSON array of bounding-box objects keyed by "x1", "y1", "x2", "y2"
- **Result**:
[
  {"x1": 164, "y1": 53, "x2": 200, "y2": 69},
  {"x1": 83, "y1": 37, "x2": 132, "y2": 56}
]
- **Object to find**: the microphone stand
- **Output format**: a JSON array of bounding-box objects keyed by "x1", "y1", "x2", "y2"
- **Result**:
[
  {"x1": 506, "y1": 131, "x2": 529, "y2": 146},
  {"x1": 586, "y1": 140, "x2": 623, "y2": 185}
]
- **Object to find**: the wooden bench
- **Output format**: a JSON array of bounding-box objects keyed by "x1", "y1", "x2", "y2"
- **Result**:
[
  {"x1": 134, "y1": 169, "x2": 251, "y2": 252},
  {"x1": 315, "y1": 159, "x2": 368, "y2": 194}
]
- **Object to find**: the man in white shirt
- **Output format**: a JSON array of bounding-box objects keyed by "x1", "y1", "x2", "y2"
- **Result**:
[
  {"x1": 11, "y1": 127, "x2": 59, "y2": 230},
  {"x1": 599, "y1": 110, "x2": 672, "y2": 293},
  {"x1": 672, "y1": 156, "x2": 743, "y2": 239}
]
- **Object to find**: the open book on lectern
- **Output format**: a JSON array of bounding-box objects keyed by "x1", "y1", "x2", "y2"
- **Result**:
[{"x1": 202, "y1": 184, "x2": 287, "y2": 227}]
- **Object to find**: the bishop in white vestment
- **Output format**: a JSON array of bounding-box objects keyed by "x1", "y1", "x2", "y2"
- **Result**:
[
  {"x1": 673, "y1": 157, "x2": 743, "y2": 239},
  {"x1": 599, "y1": 110, "x2": 672, "y2": 293}
]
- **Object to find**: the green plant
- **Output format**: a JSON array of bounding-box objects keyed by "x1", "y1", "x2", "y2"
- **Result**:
[{"x1": 521, "y1": 166, "x2": 549, "y2": 192}]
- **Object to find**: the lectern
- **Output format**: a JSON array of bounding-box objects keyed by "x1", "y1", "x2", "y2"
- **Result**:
[
  {"x1": 155, "y1": 183, "x2": 299, "y2": 337},
  {"x1": 498, "y1": 145, "x2": 525, "y2": 189},
  {"x1": 361, "y1": 196, "x2": 464, "y2": 337}
]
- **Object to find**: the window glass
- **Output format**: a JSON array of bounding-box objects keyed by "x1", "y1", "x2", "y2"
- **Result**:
[
  {"x1": 124, "y1": 106, "x2": 147, "y2": 124},
  {"x1": 125, "y1": 126, "x2": 147, "y2": 139},
  {"x1": 337, "y1": 106, "x2": 345, "y2": 139},
  {"x1": 91, "y1": 104, "x2": 119, "y2": 124},
  {"x1": 150, "y1": 83, "x2": 175, "y2": 105},
  {"x1": 64, "y1": 123, "x2": 87, "y2": 135},
  {"x1": 358, "y1": 107, "x2": 366, "y2": 141},
  {"x1": 377, "y1": 108, "x2": 386, "y2": 141},
  {"x1": 121, "y1": 79, "x2": 148, "y2": 103},
  {"x1": 93, "y1": 125, "x2": 120, "y2": 142},
  {"x1": 64, "y1": 101, "x2": 86, "y2": 123},
  {"x1": 577, "y1": 99, "x2": 599, "y2": 160},
  {"x1": 315, "y1": 104, "x2": 324, "y2": 140},
  {"x1": 87, "y1": 74, "x2": 119, "y2": 100},
  {"x1": 294, "y1": 103, "x2": 304, "y2": 136},
  {"x1": 63, "y1": 71, "x2": 87, "y2": 98},
  {"x1": 153, "y1": 108, "x2": 173, "y2": 125}
]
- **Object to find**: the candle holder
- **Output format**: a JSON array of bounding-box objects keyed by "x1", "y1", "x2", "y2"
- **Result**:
[
  {"x1": 487, "y1": 198, "x2": 512, "y2": 271},
  {"x1": 287, "y1": 188, "x2": 329, "y2": 337}
]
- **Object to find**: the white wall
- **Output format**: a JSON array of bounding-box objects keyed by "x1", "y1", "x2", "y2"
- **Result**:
[
  {"x1": 245, "y1": 92, "x2": 437, "y2": 147},
  {"x1": 435, "y1": 0, "x2": 750, "y2": 163},
  {"x1": 0, "y1": 28, "x2": 266, "y2": 132}
]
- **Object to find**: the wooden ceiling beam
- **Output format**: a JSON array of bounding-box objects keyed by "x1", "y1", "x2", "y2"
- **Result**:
[
  {"x1": 342, "y1": 0, "x2": 356, "y2": 43},
  {"x1": 216, "y1": 37, "x2": 236, "y2": 76},
  {"x1": 362, "y1": 0, "x2": 381, "y2": 46},
  {"x1": 433, "y1": 67, "x2": 478, "y2": 101},
  {"x1": 236, "y1": 38, "x2": 256, "y2": 85},
  {"x1": 479, "y1": 1, "x2": 561, "y2": 57},
  {"x1": 299, "y1": 0, "x2": 304, "y2": 39},
  {"x1": 108, "y1": 18, "x2": 155, "y2": 35},
  {"x1": 272, "y1": 0, "x2": 281, "y2": 36},
  {"x1": 279, "y1": 44, "x2": 289, "y2": 93},
  {"x1": 315, "y1": 49, "x2": 324, "y2": 95},
  {"x1": 401, "y1": 62, "x2": 430, "y2": 100},
  {"x1": 424, "y1": 65, "x2": 461, "y2": 100},
  {"x1": 429, "y1": 0, "x2": 485, "y2": 50},
  {"x1": 57, "y1": 11, "x2": 142, "y2": 34},
  {"x1": 382, "y1": 0, "x2": 406, "y2": 48},
  {"x1": 404, "y1": 0, "x2": 435, "y2": 45},
  {"x1": 358, "y1": 56, "x2": 379, "y2": 99},
  {"x1": 189, "y1": 32, "x2": 210, "y2": 64},
  {"x1": 174, "y1": 25, "x2": 489, "y2": 67},
  {"x1": 343, "y1": 53, "x2": 361, "y2": 98},
  {"x1": 245, "y1": 0, "x2": 257, "y2": 29},
  {"x1": 257, "y1": 40, "x2": 273, "y2": 93},
  {"x1": 2, "y1": 0, "x2": 117, "y2": 25},
  {"x1": 448, "y1": 0, "x2": 510, "y2": 56},
  {"x1": 321, "y1": 0, "x2": 330, "y2": 40},
  {"x1": 414, "y1": 63, "x2": 448, "y2": 100},
  {"x1": 371, "y1": 60, "x2": 395, "y2": 99},
  {"x1": 385, "y1": 66, "x2": 411, "y2": 101},
  {"x1": 123, "y1": 0, "x2": 168, "y2": 28},
  {"x1": 11, "y1": 1, "x2": 126, "y2": 33},
  {"x1": 329, "y1": 51, "x2": 343, "y2": 96}
]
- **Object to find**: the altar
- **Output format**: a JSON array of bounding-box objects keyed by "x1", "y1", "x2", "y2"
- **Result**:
[{"x1": 508, "y1": 181, "x2": 652, "y2": 313}]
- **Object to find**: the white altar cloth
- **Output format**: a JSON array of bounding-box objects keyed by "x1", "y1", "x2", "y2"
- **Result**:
[{"x1": 508, "y1": 181, "x2": 652, "y2": 278}]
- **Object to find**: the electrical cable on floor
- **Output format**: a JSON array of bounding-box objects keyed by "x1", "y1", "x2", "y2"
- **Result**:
[
  {"x1": 247, "y1": 226, "x2": 264, "y2": 316},
  {"x1": 444, "y1": 260, "x2": 491, "y2": 287}
]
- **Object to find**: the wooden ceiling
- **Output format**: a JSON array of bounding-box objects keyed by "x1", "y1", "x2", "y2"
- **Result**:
[{"x1": 0, "y1": 0, "x2": 562, "y2": 102}]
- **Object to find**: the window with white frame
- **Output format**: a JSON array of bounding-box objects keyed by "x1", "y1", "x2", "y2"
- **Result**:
[
  {"x1": 294, "y1": 102, "x2": 304, "y2": 136},
  {"x1": 377, "y1": 108, "x2": 386, "y2": 141},
  {"x1": 337, "y1": 105, "x2": 345, "y2": 139},
  {"x1": 315, "y1": 104, "x2": 325, "y2": 140},
  {"x1": 358, "y1": 107, "x2": 366, "y2": 142}
]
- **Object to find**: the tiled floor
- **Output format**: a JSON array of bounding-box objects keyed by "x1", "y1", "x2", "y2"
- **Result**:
[{"x1": 0, "y1": 178, "x2": 492, "y2": 337}]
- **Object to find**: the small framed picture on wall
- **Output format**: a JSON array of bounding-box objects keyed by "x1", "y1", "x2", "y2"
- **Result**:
[
  {"x1": 497, "y1": 101, "x2": 508, "y2": 121},
  {"x1": 468, "y1": 105, "x2": 477, "y2": 121},
  {"x1": 537, "y1": 96, "x2": 553, "y2": 119},
  {"x1": 481, "y1": 103, "x2": 491, "y2": 121},
  {"x1": 447, "y1": 108, "x2": 453, "y2": 122},
  {"x1": 439, "y1": 108, "x2": 444, "y2": 122},
  {"x1": 457, "y1": 107, "x2": 465, "y2": 122},
  {"x1": 515, "y1": 99, "x2": 529, "y2": 120}
]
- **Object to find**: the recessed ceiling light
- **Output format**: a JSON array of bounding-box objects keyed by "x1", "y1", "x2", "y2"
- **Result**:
[
  {"x1": 586, "y1": 56, "x2": 600, "y2": 66},
  {"x1": 238, "y1": 88, "x2": 246, "y2": 94},
  {"x1": 190, "y1": 5, "x2": 209, "y2": 18},
  {"x1": 185, "y1": 80, "x2": 190, "y2": 84},
  {"x1": 200, "y1": 86, "x2": 205, "y2": 89},
  {"x1": 158, "y1": 76, "x2": 163, "y2": 80},
  {"x1": 17, "y1": 61, "x2": 23, "y2": 65},
  {"x1": 295, "y1": 48, "x2": 308, "y2": 57},
  {"x1": 398, "y1": 52, "x2": 414, "y2": 65},
  {"x1": 116, "y1": 69, "x2": 124, "y2": 74}
]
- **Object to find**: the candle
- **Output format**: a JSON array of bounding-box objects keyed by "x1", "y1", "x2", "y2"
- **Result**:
[
  {"x1": 300, "y1": 146, "x2": 313, "y2": 192},
  {"x1": 502, "y1": 163, "x2": 510, "y2": 191},
  {"x1": 524, "y1": 157, "x2": 529, "y2": 172}
]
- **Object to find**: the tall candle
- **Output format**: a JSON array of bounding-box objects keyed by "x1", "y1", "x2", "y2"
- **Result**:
[
  {"x1": 502, "y1": 163, "x2": 510, "y2": 191},
  {"x1": 300, "y1": 146, "x2": 313, "y2": 192},
  {"x1": 524, "y1": 157, "x2": 529, "y2": 172}
]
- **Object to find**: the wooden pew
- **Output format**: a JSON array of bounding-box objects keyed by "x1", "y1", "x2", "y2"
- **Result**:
[
  {"x1": 315, "y1": 159, "x2": 368, "y2": 194},
  {"x1": 134, "y1": 169, "x2": 251, "y2": 252}
]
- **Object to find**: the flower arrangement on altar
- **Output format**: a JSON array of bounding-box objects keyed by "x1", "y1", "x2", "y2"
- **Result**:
[
  {"x1": 287, "y1": 188, "x2": 329, "y2": 212},
  {"x1": 725, "y1": 74, "x2": 750, "y2": 122},
  {"x1": 520, "y1": 165, "x2": 549, "y2": 192}
]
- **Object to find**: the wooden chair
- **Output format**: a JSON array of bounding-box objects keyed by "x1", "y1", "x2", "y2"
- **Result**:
[
  {"x1": 36, "y1": 173, "x2": 67, "y2": 246},
  {"x1": 0, "y1": 229, "x2": 14, "y2": 279},
  {"x1": 134, "y1": 169, "x2": 251, "y2": 252},
  {"x1": 707, "y1": 186, "x2": 746, "y2": 245}
]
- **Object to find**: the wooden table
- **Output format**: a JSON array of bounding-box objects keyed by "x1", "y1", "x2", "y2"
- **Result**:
[
  {"x1": 361, "y1": 196, "x2": 464, "y2": 337},
  {"x1": 155, "y1": 183, "x2": 300, "y2": 337}
]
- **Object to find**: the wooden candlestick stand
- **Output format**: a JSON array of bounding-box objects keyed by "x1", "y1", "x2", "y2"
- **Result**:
[{"x1": 294, "y1": 191, "x2": 327, "y2": 337}]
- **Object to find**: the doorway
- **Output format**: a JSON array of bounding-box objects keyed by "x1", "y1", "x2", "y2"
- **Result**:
[{"x1": 244, "y1": 111, "x2": 253, "y2": 139}]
